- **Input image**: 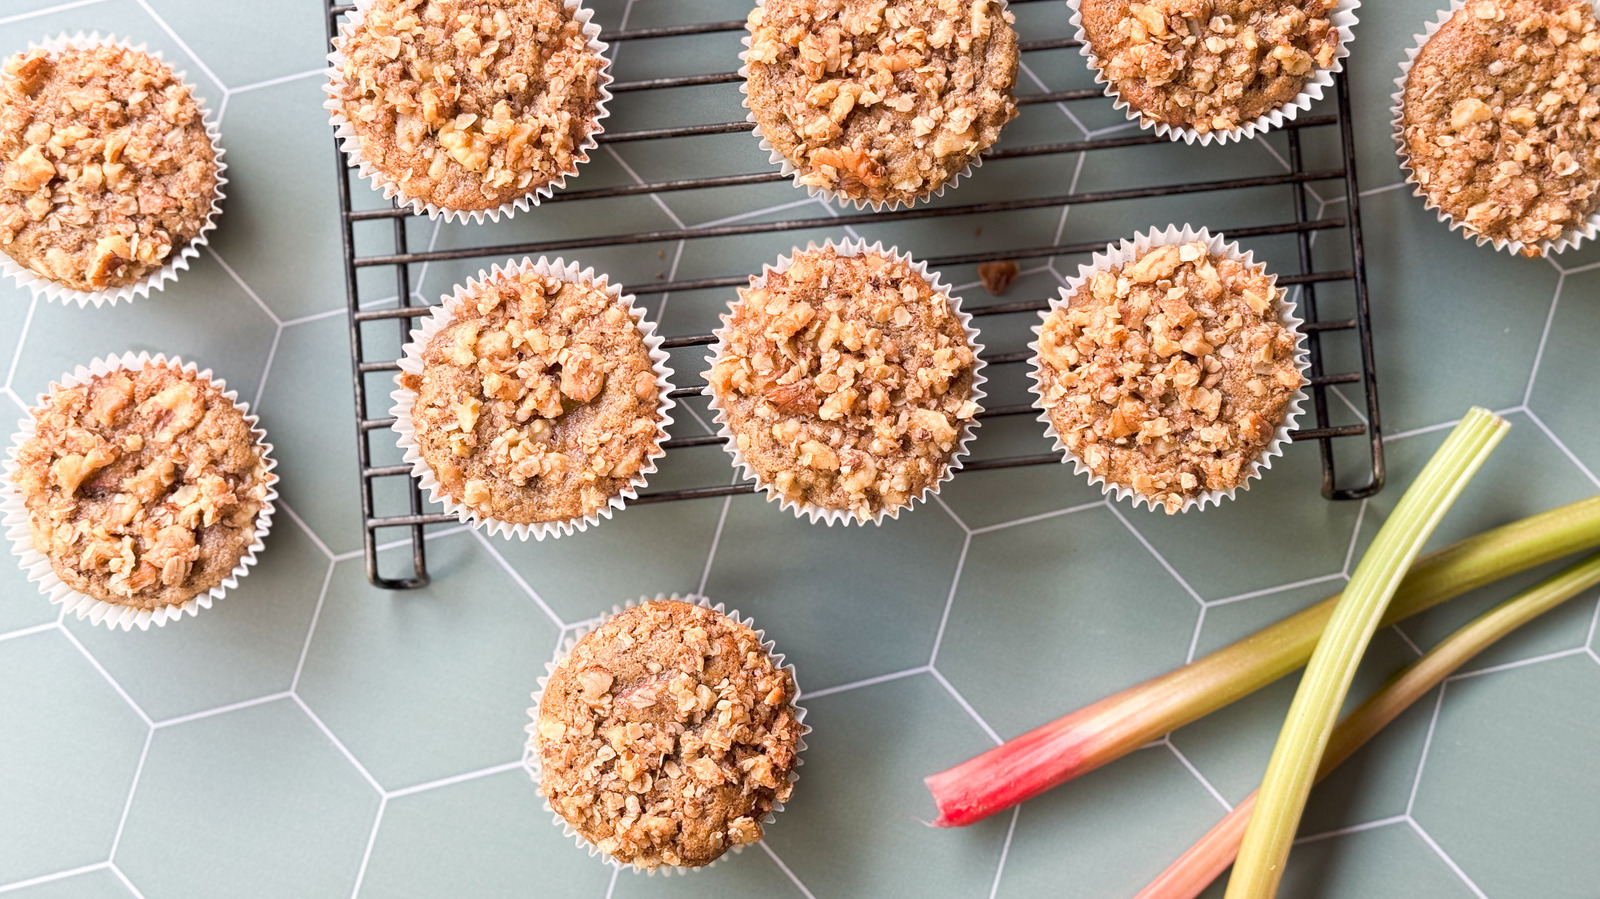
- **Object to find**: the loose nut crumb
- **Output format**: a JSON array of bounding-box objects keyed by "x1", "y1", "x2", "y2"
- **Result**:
[
  {"x1": 1401, "y1": 0, "x2": 1600, "y2": 254},
  {"x1": 1079, "y1": 0, "x2": 1343, "y2": 135},
  {"x1": 1033, "y1": 241, "x2": 1302, "y2": 513},
  {"x1": 706, "y1": 247, "x2": 980, "y2": 522},
  {"x1": 744, "y1": 0, "x2": 1019, "y2": 205},
  {"x1": 534, "y1": 600, "x2": 802, "y2": 869},
  {"x1": 977, "y1": 259, "x2": 1019, "y2": 295},
  {"x1": 0, "y1": 46, "x2": 217, "y2": 291}
]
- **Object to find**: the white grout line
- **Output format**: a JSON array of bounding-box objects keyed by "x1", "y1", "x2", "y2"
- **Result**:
[
  {"x1": 1558, "y1": 257, "x2": 1600, "y2": 275},
  {"x1": 759, "y1": 842, "x2": 819, "y2": 899},
  {"x1": 987, "y1": 806, "x2": 1021, "y2": 899},
  {"x1": 1443, "y1": 646, "x2": 1588, "y2": 683},
  {"x1": 57, "y1": 625, "x2": 152, "y2": 726},
  {"x1": 228, "y1": 67, "x2": 327, "y2": 95},
  {"x1": 1407, "y1": 817, "x2": 1490, "y2": 899},
  {"x1": 1405, "y1": 686, "x2": 1446, "y2": 816},
  {"x1": 269, "y1": 498, "x2": 336, "y2": 560},
  {"x1": 133, "y1": 0, "x2": 227, "y2": 94},
  {"x1": 1, "y1": 384, "x2": 25, "y2": 413},
  {"x1": 472, "y1": 531, "x2": 565, "y2": 629},
  {"x1": 0, "y1": 620, "x2": 60, "y2": 643},
  {"x1": 291, "y1": 693, "x2": 386, "y2": 794},
  {"x1": 385, "y1": 760, "x2": 524, "y2": 799},
  {"x1": 929, "y1": 666, "x2": 1003, "y2": 745},
  {"x1": 1523, "y1": 272, "x2": 1564, "y2": 406},
  {"x1": 798, "y1": 665, "x2": 929, "y2": 701},
  {"x1": 347, "y1": 796, "x2": 388, "y2": 899},
  {"x1": 1362, "y1": 181, "x2": 1407, "y2": 197},
  {"x1": 1163, "y1": 739, "x2": 1233, "y2": 812},
  {"x1": 204, "y1": 246, "x2": 282, "y2": 327},
  {"x1": 358, "y1": 523, "x2": 470, "y2": 558},
  {"x1": 290, "y1": 562, "x2": 337, "y2": 692},
  {"x1": 1329, "y1": 385, "x2": 1369, "y2": 425},
  {"x1": 1290, "y1": 814, "x2": 1408, "y2": 846},
  {"x1": 278, "y1": 307, "x2": 348, "y2": 328},
  {"x1": 107, "y1": 729, "x2": 153, "y2": 861},
  {"x1": 1106, "y1": 503, "x2": 1203, "y2": 604},
  {"x1": 107, "y1": 863, "x2": 145, "y2": 899},
  {"x1": 602, "y1": 145, "x2": 687, "y2": 230},
  {"x1": 150, "y1": 690, "x2": 292, "y2": 729},
  {"x1": 0, "y1": 862, "x2": 111, "y2": 896},
  {"x1": 654, "y1": 239, "x2": 687, "y2": 324},
  {"x1": 1341, "y1": 499, "x2": 1368, "y2": 577},
  {"x1": 1523, "y1": 408, "x2": 1600, "y2": 490},
  {"x1": 0, "y1": 0, "x2": 111, "y2": 27},
  {"x1": 1184, "y1": 605, "x2": 1206, "y2": 664},
  {"x1": 1384, "y1": 417, "x2": 1464, "y2": 444},
  {"x1": 1257, "y1": 136, "x2": 1292, "y2": 174},
  {"x1": 253, "y1": 324, "x2": 283, "y2": 411},
  {"x1": 1203, "y1": 571, "x2": 1348, "y2": 609},
  {"x1": 1017, "y1": 60, "x2": 1089, "y2": 138},
  {"x1": 602, "y1": 864, "x2": 620, "y2": 899},
  {"x1": 1391, "y1": 624, "x2": 1426, "y2": 658},
  {"x1": 1585, "y1": 592, "x2": 1600, "y2": 649},
  {"x1": 3, "y1": 293, "x2": 39, "y2": 391},
  {"x1": 696, "y1": 477, "x2": 738, "y2": 596},
  {"x1": 967, "y1": 499, "x2": 1107, "y2": 535},
  {"x1": 692, "y1": 196, "x2": 820, "y2": 230},
  {"x1": 927, "y1": 534, "x2": 971, "y2": 667}
]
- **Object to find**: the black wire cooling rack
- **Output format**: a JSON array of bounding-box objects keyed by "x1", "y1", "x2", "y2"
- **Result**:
[{"x1": 326, "y1": 0, "x2": 1385, "y2": 589}]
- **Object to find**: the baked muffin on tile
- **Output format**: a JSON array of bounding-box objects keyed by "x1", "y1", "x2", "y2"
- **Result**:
[
  {"x1": 0, "y1": 44, "x2": 220, "y2": 292},
  {"x1": 705, "y1": 244, "x2": 983, "y2": 523},
  {"x1": 1397, "y1": 0, "x2": 1600, "y2": 255},
  {"x1": 742, "y1": 0, "x2": 1019, "y2": 206},
  {"x1": 532, "y1": 599, "x2": 803, "y2": 869},
  {"x1": 1032, "y1": 236, "x2": 1304, "y2": 513},
  {"x1": 329, "y1": 0, "x2": 609, "y2": 214}
]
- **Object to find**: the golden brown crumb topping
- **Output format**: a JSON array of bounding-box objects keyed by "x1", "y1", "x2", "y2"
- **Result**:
[
  {"x1": 535, "y1": 600, "x2": 802, "y2": 869},
  {"x1": 12, "y1": 364, "x2": 271, "y2": 609},
  {"x1": 707, "y1": 248, "x2": 980, "y2": 521},
  {"x1": 1080, "y1": 0, "x2": 1342, "y2": 134},
  {"x1": 0, "y1": 45, "x2": 217, "y2": 291},
  {"x1": 400, "y1": 267, "x2": 665, "y2": 525},
  {"x1": 332, "y1": 0, "x2": 606, "y2": 212},
  {"x1": 744, "y1": 0, "x2": 1019, "y2": 204},
  {"x1": 1034, "y1": 241, "x2": 1302, "y2": 512},
  {"x1": 1401, "y1": 0, "x2": 1600, "y2": 254}
]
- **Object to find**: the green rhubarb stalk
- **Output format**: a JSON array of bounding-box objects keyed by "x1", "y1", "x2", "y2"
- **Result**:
[
  {"x1": 1136, "y1": 551, "x2": 1600, "y2": 899},
  {"x1": 1226, "y1": 408, "x2": 1510, "y2": 899}
]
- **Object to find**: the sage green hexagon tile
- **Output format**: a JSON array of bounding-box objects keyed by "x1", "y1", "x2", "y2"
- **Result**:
[
  {"x1": 994, "y1": 744, "x2": 1227, "y2": 899},
  {"x1": 938, "y1": 505, "x2": 1198, "y2": 739},
  {"x1": 1410, "y1": 655, "x2": 1600, "y2": 899},
  {"x1": 936, "y1": 416, "x2": 1107, "y2": 532},
  {"x1": 612, "y1": 846, "x2": 808, "y2": 899},
  {"x1": 62, "y1": 522, "x2": 327, "y2": 722},
  {"x1": 700, "y1": 495, "x2": 966, "y2": 691},
  {"x1": 1195, "y1": 821, "x2": 1481, "y2": 899},
  {"x1": 209, "y1": 75, "x2": 346, "y2": 322},
  {"x1": 359, "y1": 769, "x2": 612, "y2": 899},
  {"x1": 9, "y1": 253, "x2": 276, "y2": 407},
  {"x1": 0, "y1": 293, "x2": 32, "y2": 378},
  {"x1": 1527, "y1": 268, "x2": 1600, "y2": 477},
  {"x1": 142, "y1": 0, "x2": 326, "y2": 89},
  {"x1": 763, "y1": 674, "x2": 1012, "y2": 899},
  {"x1": 0, "y1": 631, "x2": 147, "y2": 884},
  {"x1": 115, "y1": 698, "x2": 379, "y2": 899},
  {"x1": 0, "y1": 868, "x2": 134, "y2": 899},
  {"x1": 1124, "y1": 440, "x2": 1362, "y2": 601},
  {"x1": 295, "y1": 533, "x2": 559, "y2": 790}
]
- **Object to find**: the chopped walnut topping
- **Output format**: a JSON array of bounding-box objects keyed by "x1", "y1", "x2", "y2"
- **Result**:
[
  {"x1": 1033, "y1": 241, "x2": 1302, "y2": 513},
  {"x1": 11, "y1": 364, "x2": 272, "y2": 609},
  {"x1": 744, "y1": 0, "x2": 1019, "y2": 205},
  {"x1": 706, "y1": 247, "x2": 980, "y2": 521},
  {"x1": 534, "y1": 600, "x2": 802, "y2": 869},
  {"x1": 399, "y1": 267, "x2": 665, "y2": 525},
  {"x1": 331, "y1": 0, "x2": 607, "y2": 212},
  {"x1": 1400, "y1": 0, "x2": 1600, "y2": 254},
  {"x1": 1079, "y1": 0, "x2": 1343, "y2": 135},
  {"x1": 0, "y1": 46, "x2": 218, "y2": 291}
]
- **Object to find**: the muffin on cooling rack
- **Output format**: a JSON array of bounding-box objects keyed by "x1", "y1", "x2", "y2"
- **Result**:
[
  {"x1": 741, "y1": 0, "x2": 1020, "y2": 208},
  {"x1": 704, "y1": 242, "x2": 984, "y2": 524},
  {"x1": 327, "y1": 0, "x2": 611, "y2": 219},
  {"x1": 1395, "y1": 0, "x2": 1600, "y2": 256},
  {"x1": 530, "y1": 598, "x2": 804, "y2": 870}
]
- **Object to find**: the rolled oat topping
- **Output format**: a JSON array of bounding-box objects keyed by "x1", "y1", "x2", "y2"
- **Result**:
[
  {"x1": 399, "y1": 266, "x2": 665, "y2": 526},
  {"x1": 1079, "y1": 0, "x2": 1343, "y2": 135},
  {"x1": 1400, "y1": 0, "x2": 1600, "y2": 254},
  {"x1": 0, "y1": 45, "x2": 218, "y2": 291},
  {"x1": 12, "y1": 364, "x2": 271, "y2": 609},
  {"x1": 1034, "y1": 241, "x2": 1302, "y2": 513},
  {"x1": 744, "y1": 0, "x2": 1019, "y2": 205},
  {"x1": 535, "y1": 600, "x2": 802, "y2": 869},
  {"x1": 331, "y1": 0, "x2": 606, "y2": 212},
  {"x1": 706, "y1": 247, "x2": 981, "y2": 521}
]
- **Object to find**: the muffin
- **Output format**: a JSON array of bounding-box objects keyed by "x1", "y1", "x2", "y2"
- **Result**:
[
  {"x1": 742, "y1": 0, "x2": 1019, "y2": 207},
  {"x1": 394, "y1": 259, "x2": 671, "y2": 537},
  {"x1": 1396, "y1": 0, "x2": 1600, "y2": 256},
  {"x1": 7, "y1": 358, "x2": 273, "y2": 615},
  {"x1": 704, "y1": 243, "x2": 983, "y2": 523},
  {"x1": 0, "y1": 42, "x2": 221, "y2": 296},
  {"x1": 327, "y1": 0, "x2": 610, "y2": 217},
  {"x1": 1075, "y1": 0, "x2": 1348, "y2": 139},
  {"x1": 531, "y1": 598, "x2": 804, "y2": 869},
  {"x1": 1031, "y1": 230, "x2": 1305, "y2": 513}
]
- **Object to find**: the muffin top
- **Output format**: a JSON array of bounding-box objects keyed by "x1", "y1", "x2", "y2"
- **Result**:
[
  {"x1": 534, "y1": 600, "x2": 803, "y2": 869},
  {"x1": 331, "y1": 0, "x2": 607, "y2": 212},
  {"x1": 1034, "y1": 241, "x2": 1302, "y2": 513},
  {"x1": 1400, "y1": 0, "x2": 1600, "y2": 254},
  {"x1": 707, "y1": 248, "x2": 980, "y2": 521},
  {"x1": 743, "y1": 0, "x2": 1019, "y2": 205},
  {"x1": 11, "y1": 364, "x2": 271, "y2": 609},
  {"x1": 399, "y1": 266, "x2": 665, "y2": 525},
  {"x1": 1079, "y1": 0, "x2": 1342, "y2": 135},
  {"x1": 0, "y1": 45, "x2": 218, "y2": 291}
]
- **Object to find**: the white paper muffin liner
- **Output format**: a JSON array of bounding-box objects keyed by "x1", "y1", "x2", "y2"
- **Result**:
[
  {"x1": 702, "y1": 238, "x2": 988, "y2": 525},
  {"x1": 737, "y1": 0, "x2": 1018, "y2": 211},
  {"x1": 1, "y1": 34, "x2": 227, "y2": 308},
  {"x1": 1391, "y1": 0, "x2": 1600, "y2": 257},
  {"x1": 524, "y1": 593, "x2": 808, "y2": 875},
  {"x1": 324, "y1": 0, "x2": 612, "y2": 224},
  {"x1": 2, "y1": 353, "x2": 278, "y2": 630},
  {"x1": 1028, "y1": 225, "x2": 1311, "y2": 513},
  {"x1": 390, "y1": 257, "x2": 675, "y2": 540},
  {"x1": 1068, "y1": 0, "x2": 1361, "y2": 145}
]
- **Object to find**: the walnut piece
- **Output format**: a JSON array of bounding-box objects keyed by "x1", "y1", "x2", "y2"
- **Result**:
[{"x1": 976, "y1": 259, "x2": 1020, "y2": 295}]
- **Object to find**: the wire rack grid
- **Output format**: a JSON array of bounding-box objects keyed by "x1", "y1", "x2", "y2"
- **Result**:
[{"x1": 325, "y1": 0, "x2": 1385, "y2": 589}]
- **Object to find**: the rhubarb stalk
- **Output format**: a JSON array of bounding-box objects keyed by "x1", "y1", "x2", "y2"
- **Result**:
[
  {"x1": 1136, "y1": 552, "x2": 1600, "y2": 899},
  {"x1": 925, "y1": 492, "x2": 1600, "y2": 827}
]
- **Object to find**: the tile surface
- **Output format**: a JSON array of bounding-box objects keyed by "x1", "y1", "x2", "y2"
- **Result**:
[{"x1": 2, "y1": 0, "x2": 1598, "y2": 897}]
